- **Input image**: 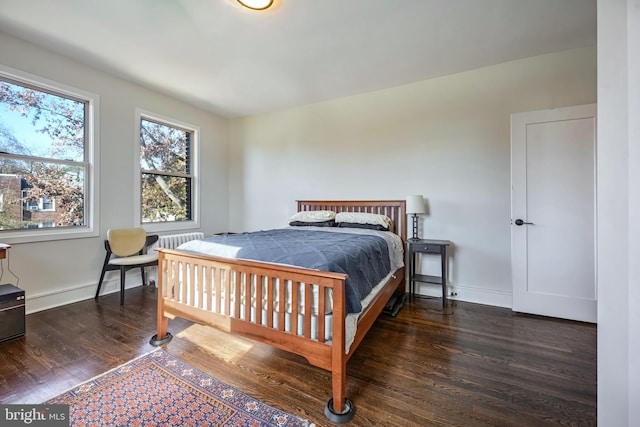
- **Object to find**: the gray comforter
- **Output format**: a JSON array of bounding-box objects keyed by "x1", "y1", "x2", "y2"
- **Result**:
[{"x1": 177, "y1": 228, "x2": 391, "y2": 314}]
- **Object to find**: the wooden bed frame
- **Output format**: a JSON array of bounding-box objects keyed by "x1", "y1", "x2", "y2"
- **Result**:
[{"x1": 150, "y1": 200, "x2": 406, "y2": 423}]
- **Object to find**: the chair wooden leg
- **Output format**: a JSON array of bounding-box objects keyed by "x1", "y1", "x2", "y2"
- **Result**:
[
  {"x1": 95, "y1": 254, "x2": 111, "y2": 300},
  {"x1": 95, "y1": 269, "x2": 107, "y2": 299},
  {"x1": 120, "y1": 268, "x2": 126, "y2": 305},
  {"x1": 140, "y1": 267, "x2": 146, "y2": 286}
]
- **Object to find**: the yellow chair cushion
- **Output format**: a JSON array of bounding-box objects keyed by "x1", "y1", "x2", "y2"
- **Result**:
[{"x1": 107, "y1": 228, "x2": 147, "y2": 257}]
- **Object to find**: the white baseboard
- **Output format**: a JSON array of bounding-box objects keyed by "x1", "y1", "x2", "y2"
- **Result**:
[
  {"x1": 25, "y1": 278, "x2": 511, "y2": 314},
  {"x1": 413, "y1": 282, "x2": 512, "y2": 309},
  {"x1": 26, "y1": 278, "x2": 144, "y2": 314}
]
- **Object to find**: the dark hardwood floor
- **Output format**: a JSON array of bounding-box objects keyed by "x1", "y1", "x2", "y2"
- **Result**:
[{"x1": 0, "y1": 286, "x2": 596, "y2": 426}]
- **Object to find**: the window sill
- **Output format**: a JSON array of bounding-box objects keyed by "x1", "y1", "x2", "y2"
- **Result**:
[{"x1": 0, "y1": 227, "x2": 99, "y2": 244}]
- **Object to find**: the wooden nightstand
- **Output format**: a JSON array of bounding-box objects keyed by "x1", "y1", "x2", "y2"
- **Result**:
[{"x1": 407, "y1": 239, "x2": 450, "y2": 307}]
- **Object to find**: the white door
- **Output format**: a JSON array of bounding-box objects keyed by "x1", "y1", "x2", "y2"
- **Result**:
[{"x1": 511, "y1": 104, "x2": 596, "y2": 323}]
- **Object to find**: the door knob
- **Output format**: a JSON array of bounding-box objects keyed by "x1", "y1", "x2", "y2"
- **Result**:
[{"x1": 514, "y1": 219, "x2": 534, "y2": 226}]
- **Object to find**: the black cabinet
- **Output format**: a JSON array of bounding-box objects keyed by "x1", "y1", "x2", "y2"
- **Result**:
[
  {"x1": 407, "y1": 239, "x2": 450, "y2": 307},
  {"x1": 0, "y1": 284, "x2": 25, "y2": 342}
]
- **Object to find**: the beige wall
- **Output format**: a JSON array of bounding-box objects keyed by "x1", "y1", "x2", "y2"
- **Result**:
[
  {"x1": 0, "y1": 31, "x2": 229, "y2": 312},
  {"x1": 229, "y1": 46, "x2": 597, "y2": 306}
]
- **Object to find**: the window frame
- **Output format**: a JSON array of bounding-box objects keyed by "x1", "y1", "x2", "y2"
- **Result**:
[
  {"x1": 0, "y1": 64, "x2": 100, "y2": 243},
  {"x1": 134, "y1": 108, "x2": 199, "y2": 233}
]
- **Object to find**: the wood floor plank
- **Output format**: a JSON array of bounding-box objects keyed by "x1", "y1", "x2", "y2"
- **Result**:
[{"x1": 0, "y1": 287, "x2": 596, "y2": 426}]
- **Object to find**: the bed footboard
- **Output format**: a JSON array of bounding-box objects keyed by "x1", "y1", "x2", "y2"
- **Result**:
[{"x1": 150, "y1": 248, "x2": 354, "y2": 416}]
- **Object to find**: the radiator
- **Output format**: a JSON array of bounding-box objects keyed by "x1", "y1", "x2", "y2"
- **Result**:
[
  {"x1": 147, "y1": 232, "x2": 205, "y2": 286},
  {"x1": 152, "y1": 232, "x2": 205, "y2": 250}
]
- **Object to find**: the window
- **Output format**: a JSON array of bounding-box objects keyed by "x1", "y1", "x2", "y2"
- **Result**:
[
  {"x1": 0, "y1": 65, "x2": 98, "y2": 241},
  {"x1": 40, "y1": 196, "x2": 55, "y2": 211},
  {"x1": 136, "y1": 110, "x2": 198, "y2": 231}
]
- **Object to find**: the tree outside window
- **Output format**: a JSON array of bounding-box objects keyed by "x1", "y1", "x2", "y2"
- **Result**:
[
  {"x1": 139, "y1": 117, "x2": 194, "y2": 224},
  {"x1": 0, "y1": 76, "x2": 88, "y2": 232}
]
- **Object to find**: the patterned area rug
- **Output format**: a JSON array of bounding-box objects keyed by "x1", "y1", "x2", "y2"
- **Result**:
[{"x1": 45, "y1": 350, "x2": 315, "y2": 427}]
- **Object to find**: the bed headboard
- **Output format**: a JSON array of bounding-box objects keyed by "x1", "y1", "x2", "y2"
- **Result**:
[{"x1": 296, "y1": 200, "x2": 407, "y2": 243}]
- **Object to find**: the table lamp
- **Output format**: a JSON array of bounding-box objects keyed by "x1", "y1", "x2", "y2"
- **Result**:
[{"x1": 406, "y1": 195, "x2": 425, "y2": 240}]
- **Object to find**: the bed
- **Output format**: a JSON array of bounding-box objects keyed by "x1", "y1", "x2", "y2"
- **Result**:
[{"x1": 150, "y1": 200, "x2": 407, "y2": 423}]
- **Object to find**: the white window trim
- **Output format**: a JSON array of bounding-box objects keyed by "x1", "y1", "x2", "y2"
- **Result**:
[
  {"x1": 0, "y1": 64, "x2": 100, "y2": 244},
  {"x1": 134, "y1": 108, "x2": 200, "y2": 233}
]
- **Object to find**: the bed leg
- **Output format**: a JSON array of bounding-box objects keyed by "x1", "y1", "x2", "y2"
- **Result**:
[
  {"x1": 149, "y1": 259, "x2": 173, "y2": 346},
  {"x1": 149, "y1": 317, "x2": 172, "y2": 346},
  {"x1": 324, "y1": 365, "x2": 355, "y2": 423},
  {"x1": 149, "y1": 294, "x2": 172, "y2": 346},
  {"x1": 324, "y1": 279, "x2": 355, "y2": 423}
]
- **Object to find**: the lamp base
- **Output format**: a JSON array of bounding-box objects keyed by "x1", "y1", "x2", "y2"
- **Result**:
[{"x1": 411, "y1": 214, "x2": 420, "y2": 240}]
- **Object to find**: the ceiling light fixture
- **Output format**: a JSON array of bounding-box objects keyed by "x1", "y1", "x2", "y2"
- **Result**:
[{"x1": 236, "y1": 0, "x2": 274, "y2": 10}]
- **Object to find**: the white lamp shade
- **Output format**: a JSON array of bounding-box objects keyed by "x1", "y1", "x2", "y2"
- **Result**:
[{"x1": 406, "y1": 195, "x2": 425, "y2": 214}]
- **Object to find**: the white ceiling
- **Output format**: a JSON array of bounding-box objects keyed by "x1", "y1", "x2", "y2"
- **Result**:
[{"x1": 0, "y1": 0, "x2": 596, "y2": 118}]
